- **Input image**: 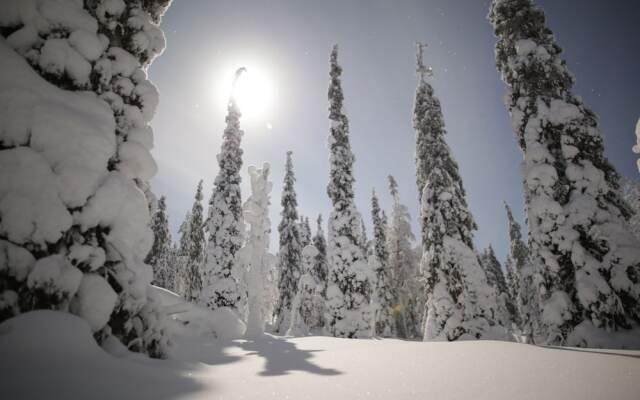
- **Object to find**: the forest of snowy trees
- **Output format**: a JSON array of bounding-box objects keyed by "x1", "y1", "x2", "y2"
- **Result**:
[{"x1": 1, "y1": 0, "x2": 639, "y2": 366}]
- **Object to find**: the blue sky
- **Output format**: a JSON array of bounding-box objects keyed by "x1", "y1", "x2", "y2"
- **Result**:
[{"x1": 150, "y1": 0, "x2": 640, "y2": 262}]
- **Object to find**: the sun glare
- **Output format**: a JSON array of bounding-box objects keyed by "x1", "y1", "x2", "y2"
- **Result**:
[{"x1": 216, "y1": 64, "x2": 274, "y2": 123}]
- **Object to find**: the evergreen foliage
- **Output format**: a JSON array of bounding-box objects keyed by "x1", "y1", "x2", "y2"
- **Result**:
[{"x1": 490, "y1": 0, "x2": 640, "y2": 345}]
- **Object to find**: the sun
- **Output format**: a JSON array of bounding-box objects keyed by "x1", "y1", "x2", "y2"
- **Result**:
[{"x1": 216, "y1": 64, "x2": 274, "y2": 123}]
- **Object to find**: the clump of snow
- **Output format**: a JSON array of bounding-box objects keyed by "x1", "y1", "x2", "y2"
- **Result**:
[
  {"x1": 0, "y1": 240, "x2": 35, "y2": 282},
  {"x1": 70, "y1": 274, "x2": 117, "y2": 332},
  {"x1": 27, "y1": 255, "x2": 82, "y2": 300}
]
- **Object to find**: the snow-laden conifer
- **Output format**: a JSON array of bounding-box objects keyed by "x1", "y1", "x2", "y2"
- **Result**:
[
  {"x1": 620, "y1": 178, "x2": 640, "y2": 242},
  {"x1": 490, "y1": 0, "x2": 640, "y2": 345},
  {"x1": 288, "y1": 245, "x2": 325, "y2": 336},
  {"x1": 312, "y1": 215, "x2": 329, "y2": 296},
  {"x1": 182, "y1": 181, "x2": 205, "y2": 303},
  {"x1": 274, "y1": 151, "x2": 303, "y2": 333},
  {"x1": 503, "y1": 201, "x2": 538, "y2": 341},
  {"x1": 386, "y1": 176, "x2": 420, "y2": 338},
  {"x1": 480, "y1": 245, "x2": 515, "y2": 329},
  {"x1": 370, "y1": 189, "x2": 396, "y2": 337},
  {"x1": 299, "y1": 216, "x2": 312, "y2": 248},
  {"x1": 0, "y1": 0, "x2": 172, "y2": 356},
  {"x1": 238, "y1": 164, "x2": 276, "y2": 336},
  {"x1": 325, "y1": 45, "x2": 373, "y2": 338},
  {"x1": 413, "y1": 43, "x2": 506, "y2": 341},
  {"x1": 174, "y1": 210, "x2": 191, "y2": 297},
  {"x1": 202, "y1": 73, "x2": 245, "y2": 313},
  {"x1": 146, "y1": 196, "x2": 174, "y2": 290}
]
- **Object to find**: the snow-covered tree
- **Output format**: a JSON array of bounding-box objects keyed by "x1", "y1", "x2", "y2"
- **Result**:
[
  {"x1": 238, "y1": 164, "x2": 276, "y2": 337},
  {"x1": 480, "y1": 245, "x2": 515, "y2": 328},
  {"x1": 299, "y1": 216, "x2": 312, "y2": 248},
  {"x1": 386, "y1": 175, "x2": 420, "y2": 338},
  {"x1": 0, "y1": 0, "x2": 172, "y2": 357},
  {"x1": 288, "y1": 245, "x2": 325, "y2": 336},
  {"x1": 490, "y1": 0, "x2": 640, "y2": 346},
  {"x1": 312, "y1": 215, "x2": 329, "y2": 296},
  {"x1": 325, "y1": 45, "x2": 373, "y2": 338},
  {"x1": 413, "y1": 43, "x2": 505, "y2": 341},
  {"x1": 274, "y1": 151, "x2": 303, "y2": 333},
  {"x1": 174, "y1": 210, "x2": 191, "y2": 297},
  {"x1": 370, "y1": 189, "x2": 396, "y2": 337},
  {"x1": 182, "y1": 181, "x2": 205, "y2": 303},
  {"x1": 359, "y1": 218, "x2": 370, "y2": 256},
  {"x1": 620, "y1": 177, "x2": 640, "y2": 242},
  {"x1": 146, "y1": 196, "x2": 174, "y2": 290},
  {"x1": 504, "y1": 201, "x2": 538, "y2": 341},
  {"x1": 202, "y1": 78, "x2": 245, "y2": 313}
]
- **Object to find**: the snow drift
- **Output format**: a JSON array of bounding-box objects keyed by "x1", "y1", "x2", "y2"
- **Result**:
[{"x1": 2, "y1": 310, "x2": 639, "y2": 400}]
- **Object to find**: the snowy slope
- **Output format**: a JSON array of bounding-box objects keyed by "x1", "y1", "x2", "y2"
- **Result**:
[{"x1": 1, "y1": 311, "x2": 639, "y2": 400}]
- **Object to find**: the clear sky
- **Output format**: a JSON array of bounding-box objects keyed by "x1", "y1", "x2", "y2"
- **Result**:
[{"x1": 149, "y1": 0, "x2": 640, "y2": 262}]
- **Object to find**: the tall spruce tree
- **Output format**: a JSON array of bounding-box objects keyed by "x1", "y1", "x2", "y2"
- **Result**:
[
  {"x1": 413, "y1": 43, "x2": 505, "y2": 341},
  {"x1": 274, "y1": 151, "x2": 303, "y2": 333},
  {"x1": 325, "y1": 45, "x2": 373, "y2": 338},
  {"x1": 386, "y1": 175, "x2": 420, "y2": 338},
  {"x1": 175, "y1": 210, "x2": 191, "y2": 297},
  {"x1": 370, "y1": 189, "x2": 397, "y2": 337},
  {"x1": 480, "y1": 245, "x2": 516, "y2": 328},
  {"x1": 146, "y1": 196, "x2": 173, "y2": 290},
  {"x1": 202, "y1": 73, "x2": 245, "y2": 313},
  {"x1": 288, "y1": 245, "x2": 325, "y2": 336},
  {"x1": 0, "y1": 0, "x2": 172, "y2": 356},
  {"x1": 490, "y1": 0, "x2": 640, "y2": 345},
  {"x1": 312, "y1": 214, "x2": 329, "y2": 296},
  {"x1": 360, "y1": 219, "x2": 370, "y2": 256},
  {"x1": 299, "y1": 216, "x2": 312, "y2": 248},
  {"x1": 183, "y1": 181, "x2": 205, "y2": 303},
  {"x1": 504, "y1": 201, "x2": 537, "y2": 341}
]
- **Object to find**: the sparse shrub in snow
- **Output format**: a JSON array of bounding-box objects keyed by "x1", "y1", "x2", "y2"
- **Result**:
[
  {"x1": 324, "y1": 45, "x2": 372, "y2": 338},
  {"x1": 288, "y1": 245, "x2": 325, "y2": 336},
  {"x1": 490, "y1": 0, "x2": 640, "y2": 346},
  {"x1": 238, "y1": 163, "x2": 277, "y2": 337},
  {"x1": 202, "y1": 93, "x2": 245, "y2": 313},
  {"x1": 274, "y1": 151, "x2": 303, "y2": 333},
  {"x1": 413, "y1": 44, "x2": 506, "y2": 341},
  {"x1": 178, "y1": 181, "x2": 205, "y2": 303},
  {"x1": 311, "y1": 214, "x2": 329, "y2": 297},
  {"x1": 0, "y1": 0, "x2": 172, "y2": 357},
  {"x1": 146, "y1": 195, "x2": 175, "y2": 291},
  {"x1": 386, "y1": 176, "x2": 421, "y2": 338},
  {"x1": 370, "y1": 189, "x2": 396, "y2": 337}
]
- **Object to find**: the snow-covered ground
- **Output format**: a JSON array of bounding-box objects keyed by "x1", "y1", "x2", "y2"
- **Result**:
[{"x1": 1, "y1": 310, "x2": 639, "y2": 400}]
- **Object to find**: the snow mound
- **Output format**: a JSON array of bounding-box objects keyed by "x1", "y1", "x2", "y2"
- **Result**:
[
  {"x1": 0, "y1": 310, "x2": 204, "y2": 400},
  {"x1": 152, "y1": 285, "x2": 245, "y2": 339}
]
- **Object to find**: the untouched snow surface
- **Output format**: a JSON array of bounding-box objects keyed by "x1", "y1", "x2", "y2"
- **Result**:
[{"x1": 1, "y1": 311, "x2": 640, "y2": 400}]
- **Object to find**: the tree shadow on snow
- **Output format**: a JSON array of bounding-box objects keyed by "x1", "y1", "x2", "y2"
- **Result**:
[{"x1": 237, "y1": 334, "x2": 343, "y2": 377}]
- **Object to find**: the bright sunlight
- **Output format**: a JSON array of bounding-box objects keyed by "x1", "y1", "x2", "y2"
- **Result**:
[{"x1": 215, "y1": 63, "x2": 275, "y2": 124}]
